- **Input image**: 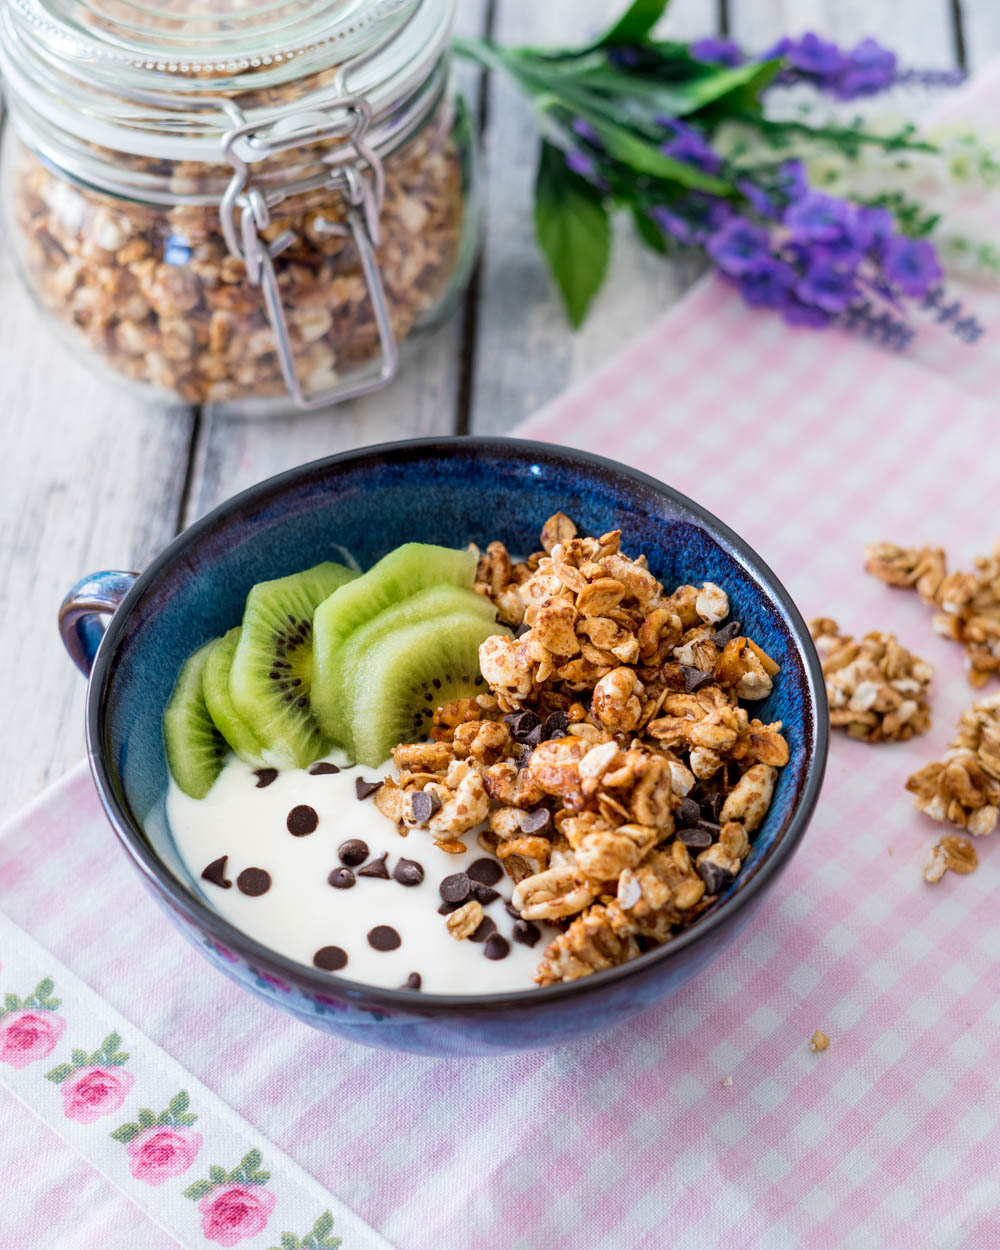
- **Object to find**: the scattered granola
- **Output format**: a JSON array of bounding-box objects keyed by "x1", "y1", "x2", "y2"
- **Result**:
[
  {"x1": 906, "y1": 693, "x2": 1000, "y2": 835},
  {"x1": 809, "y1": 618, "x2": 933, "y2": 742},
  {"x1": 809, "y1": 1029, "x2": 830, "y2": 1053},
  {"x1": 375, "y1": 512, "x2": 792, "y2": 985},
  {"x1": 924, "y1": 835, "x2": 978, "y2": 883},
  {"x1": 866, "y1": 539, "x2": 1000, "y2": 687}
]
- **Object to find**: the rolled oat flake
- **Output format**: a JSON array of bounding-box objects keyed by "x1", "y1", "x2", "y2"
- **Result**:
[{"x1": 0, "y1": 0, "x2": 477, "y2": 415}]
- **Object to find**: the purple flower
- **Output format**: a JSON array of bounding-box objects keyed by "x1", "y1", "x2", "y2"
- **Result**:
[
  {"x1": 783, "y1": 298, "x2": 834, "y2": 328},
  {"x1": 738, "y1": 258, "x2": 797, "y2": 308},
  {"x1": 835, "y1": 38, "x2": 897, "y2": 99},
  {"x1": 855, "y1": 206, "x2": 895, "y2": 251},
  {"x1": 881, "y1": 236, "x2": 943, "y2": 297},
  {"x1": 795, "y1": 259, "x2": 857, "y2": 312},
  {"x1": 650, "y1": 195, "x2": 732, "y2": 247},
  {"x1": 785, "y1": 32, "x2": 843, "y2": 77},
  {"x1": 660, "y1": 120, "x2": 721, "y2": 175},
  {"x1": 775, "y1": 160, "x2": 809, "y2": 203},
  {"x1": 650, "y1": 205, "x2": 696, "y2": 245},
  {"x1": 571, "y1": 118, "x2": 602, "y2": 148},
  {"x1": 760, "y1": 37, "x2": 793, "y2": 60},
  {"x1": 690, "y1": 37, "x2": 744, "y2": 67},
  {"x1": 706, "y1": 217, "x2": 772, "y2": 277},
  {"x1": 565, "y1": 150, "x2": 595, "y2": 179},
  {"x1": 738, "y1": 179, "x2": 777, "y2": 219},
  {"x1": 784, "y1": 192, "x2": 851, "y2": 243}
]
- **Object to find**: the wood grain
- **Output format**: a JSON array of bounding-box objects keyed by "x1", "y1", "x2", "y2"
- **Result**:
[
  {"x1": 0, "y1": 190, "x2": 193, "y2": 817},
  {"x1": 466, "y1": 0, "x2": 717, "y2": 435}
]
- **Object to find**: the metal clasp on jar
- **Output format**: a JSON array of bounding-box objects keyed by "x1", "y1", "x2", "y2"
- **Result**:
[{"x1": 219, "y1": 96, "x2": 398, "y2": 409}]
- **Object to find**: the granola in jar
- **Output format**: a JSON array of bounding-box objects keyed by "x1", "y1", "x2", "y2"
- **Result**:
[{"x1": 0, "y1": 0, "x2": 475, "y2": 414}]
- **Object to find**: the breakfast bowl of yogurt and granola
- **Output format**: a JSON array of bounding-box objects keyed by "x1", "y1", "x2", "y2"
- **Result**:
[{"x1": 59, "y1": 437, "x2": 827, "y2": 1056}]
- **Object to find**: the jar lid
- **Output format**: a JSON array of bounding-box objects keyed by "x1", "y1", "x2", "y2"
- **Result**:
[{"x1": 6, "y1": 0, "x2": 417, "y2": 76}]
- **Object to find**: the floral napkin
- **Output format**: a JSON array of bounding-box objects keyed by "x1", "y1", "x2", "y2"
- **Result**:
[{"x1": 3, "y1": 65, "x2": 1000, "y2": 1250}]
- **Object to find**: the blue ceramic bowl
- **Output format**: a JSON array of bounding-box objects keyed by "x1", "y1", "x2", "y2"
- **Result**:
[{"x1": 59, "y1": 437, "x2": 827, "y2": 1056}]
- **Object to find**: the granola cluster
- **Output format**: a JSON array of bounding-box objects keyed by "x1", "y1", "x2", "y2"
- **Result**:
[
  {"x1": 809, "y1": 618, "x2": 933, "y2": 742},
  {"x1": 866, "y1": 540, "x2": 1000, "y2": 687},
  {"x1": 374, "y1": 514, "x2": 791, "y2": 985},
  {"x1": 906, "y1": 692, "x2": 1000, "y2": 837},
  {"x1": 11, "y1": 96, "x2": 465, "y2": 406}
]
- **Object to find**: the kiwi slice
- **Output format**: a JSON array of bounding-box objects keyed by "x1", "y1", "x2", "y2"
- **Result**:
[
  {"x1": 229, "y1": 561, "x2": 358, "y2": 769},
  {"x1": 348, "y1": 612, "x2": 509, "y2": 767},
  {"x1": 164, "y1": 640, "x2": 228, "y2": 798},
  {"x1": 202, "y1": 628, "x2": 269, "y2": 767},
  {"x1": 312, "y1": 543, "x2": 479, "y2": 745},
  {"x1": 333, "y1": 585, "x2": 495, "y2": 756}
]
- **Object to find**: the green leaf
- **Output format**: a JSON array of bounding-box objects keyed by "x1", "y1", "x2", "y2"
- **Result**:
[
  {"x1": 585, "y1": 115, "x2": 728, "y2": 192},
  {"x1": 45, "y1": 1063, "x2": 73, "y2": 1083},
  {"x1": 43, "y1": 998, "x2": 62, "y2": 1012},
  {"x1": 281, "y1": 1235, "x2": 299, "y2": 1250},
  {"x1": 34, "y1": 978, "x2": 54, "y2": 1001},
  {"x1": 313, "y1": 1213, "x2": 334, "y2": 1241},
  {"x1": 110, "y1": 1123, "x2": 141, "y2": 1144},
  {"x1": 107, "y1": 1053, "x2": 130, "y2": 1066},
  {"x1": 533, "y1": 140, "x2": 610, "y2": 329},
  {"x1": 598, "y1": 0, "x2": 669, "y2": 46},
  {"x1": 179, "y1": 1113, "x2": 198, "y2": 1126},
  {"x1": 158, "y1": 1110, "x2": 171, "y2": 1125},
  {"x1": 101, "y1": 1032, "x2": 122, "y2": 1057},
  {"x1": 241, "y1": 1149, "x2": 262, "y2": 1176},
  {"x1": 138, "y1": 1108, "x2": 156, "y2": 1128},
  {"x1": 5, "y1": 993, "x2": 21, "y2": 1013},
  {"x1": 250, "y1": 1170, "x2": 272, "y2": 1186},
  {"x1": 184, "y1": 1179, "x2": 214, "y2": 1202},
  {"x1": 210, "y1": 1165, "x2": 228, "y2": 1185},
  {"x1": 169, "y1": 1091, "x2": 190, "y2": 1118},
  {"x1": 72, "y1": 1049, "x2": 89, "y2": 1067},
  {"x1": 631, "y1": 205, "x2": 668, "y2": 254}
]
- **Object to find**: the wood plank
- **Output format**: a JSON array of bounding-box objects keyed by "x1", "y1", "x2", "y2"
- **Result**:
[
  {"x1": 961, "y1": 0, "x2": 1000, "y2": 72},
  {"x1": 0, "y1": 165, "x2": 193, "y2": 817},
  {"x1": 728, "y1": 0, "x2": 957, "y2": 65},
  {"x1": 467, "y1": 0, "x2": 718, "y2": 435},
  {"x1": 186, "y1": 0, "x2": 492, "y2": 522}
]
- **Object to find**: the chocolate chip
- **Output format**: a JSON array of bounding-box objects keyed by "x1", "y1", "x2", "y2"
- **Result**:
[
  {"x1": 253, "y1": 768, "x2": 278, "y2": 788},
  {"x1": 712, "y1": 621, "x2": 743, "y2": 646},
  {"x1": 355, "y1": 777, "x2": 383, "y2": 800},
  {"x1": 401, "y1": 972, "x2": 422, "y2": 990},
  {"x1": 697, "y1": 819, "x2": 722, "y2": 836},
  {"x1": 367, "y1": 925, "x2": 401, "y2": 952},
  {"x1": 512, "y1": 919, "x2": 541, "y2": 947},
  {"x1": 313, "y1": 945, "x2": 348, "y2": 971},
  {"x1": 504, "y1": 899, "x2": 522, "y2": 920},
  {"x1": 469, "y1": 916, "x2": 497, "y2": 943},
  {"x1": 327, "y1": 867, "x2": 356, "y2": 890},
  {"x1": 677, "y1": 797, "x2": 701, "y2": 826},
  {"x1": 236, "y1": 867, "x2": 271, "y2": 896},
  {"x1": 440, "y1": 872, "x2": 471, "y2": 903},
  {"x1": 438, "y1": 899, "x2": 464, "y2": 914},
  {"x1": 697, "y1": 861, "x2": 735, "y2": 894},
  {"x1": 472, "y1": 883, "x2": 500, "y2": 905},
  {"x1": 467, "y1": 858, "x2": 503, "y2": 886},
  {"x1": 338, "y1": 838, "x2": 369, "y2": 867},
  {"x1": 514, "y1": 623, "x2": 531, "y2": 639},
  {"x1": 541, "y1": 711, "x2": 569, "y2": 741},
  {"x1": 484, "y1": 934, "x2": 510, "y2": 961},
  {"x1": 287, "y1": 805, "x2": 318, "y2": 836},
  {"x1": 680, "y1": 665, "x2": 714, "y2": 693},
  {"x1": 393, "y1": 858, "x2": 424, "y2": 887},
  {"x1": 201, "y1": 855, "x2": 231, "y2": 889},
  {"x1": 308, "y1": 761, "x2": 341, "y2": 775},
  {"x1": 523, "y1": 724, "x2": 543, "y2": 747},
  {"x1": 409, "y1": 790, "x2": 441, "y2": 823},
  {"x1": 700, "y1": 791, "x2": 724, "y2": 820},
  {"x1": 676, "y1": 827, "x2": 714, "y2": 851},
  {"x1": 358, "y1": 853, "x2": 390, "y2": 880},
  {"x1": 504, "y1": 710, "x2": 541, "y2": 743},
  {"x1": 521, "y1": 808, "x2": 552, "y2": 834}
]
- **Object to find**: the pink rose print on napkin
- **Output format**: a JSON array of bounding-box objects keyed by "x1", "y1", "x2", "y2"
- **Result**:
[
  {"x1": 62, "y1": 1065, "x2": 135, "y2": 1123},
  {"x1": 45, "y1": 1029, "x2": 133, "y2": 1123},
  {"x1": 0, "y1": 975, "x2": 64, "y2": 1068},
  {"x1": 185, "y1": 1148, "x2": 275, "y2": 1246},
  {"x1": 199, "y1": 1183, "x2": 277, "y2": 1246},
  {"x1": 112, "y1": 1090, "x2": 202, "y2": 1185},
  {"x1": 0, "y1": 1009, "x2": 66, "y2": 1069}
]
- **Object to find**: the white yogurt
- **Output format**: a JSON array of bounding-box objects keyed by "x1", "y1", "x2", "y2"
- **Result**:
[{"x1": 166, "y1": 752, "x2": 556, "y2": 993}]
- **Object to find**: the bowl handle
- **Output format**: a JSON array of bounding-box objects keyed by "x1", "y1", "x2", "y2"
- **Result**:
[{"x1": 58, "y1": 571, "x2": 138, "y2": 676}]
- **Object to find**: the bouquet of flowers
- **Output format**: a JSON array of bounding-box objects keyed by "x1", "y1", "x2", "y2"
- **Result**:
[{"x1": 456, "y1": 0, "x2": 995, "y2": 348}]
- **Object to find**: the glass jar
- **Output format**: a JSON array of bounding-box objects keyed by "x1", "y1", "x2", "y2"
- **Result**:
[{"x1": 0, "y1": 0, "x2": 477, "y2": 414}]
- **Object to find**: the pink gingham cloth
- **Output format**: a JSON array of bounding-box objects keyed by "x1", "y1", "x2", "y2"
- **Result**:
[{"x1": 4, "y1": 71, "x2": 1000, "y2": 1250}]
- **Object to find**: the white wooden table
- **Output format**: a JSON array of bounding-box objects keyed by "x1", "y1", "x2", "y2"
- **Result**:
[{"x1": 2, "y1": 0, "x2": 997, "y2": 819}]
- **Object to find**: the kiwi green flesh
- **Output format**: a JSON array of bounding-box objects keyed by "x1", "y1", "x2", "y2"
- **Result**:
[
  {"x1": 333, "y1": 585, "x2": 496, "y2": 757},
  {"x1": 164, "y1": 640, "x2": 228, "y2": 798},
  {"x1": 229, "y1": 560, "x2": 358, "y2": 769},
  {"x1": 202, "y1": 628, "x2": 269, "y2": 767},
  {"x1": 312, "y1": 543, "x2": 478, "y2": 745},
  {"x1": 348, "y1": 613, "x2": 510, "y2": 768}
]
